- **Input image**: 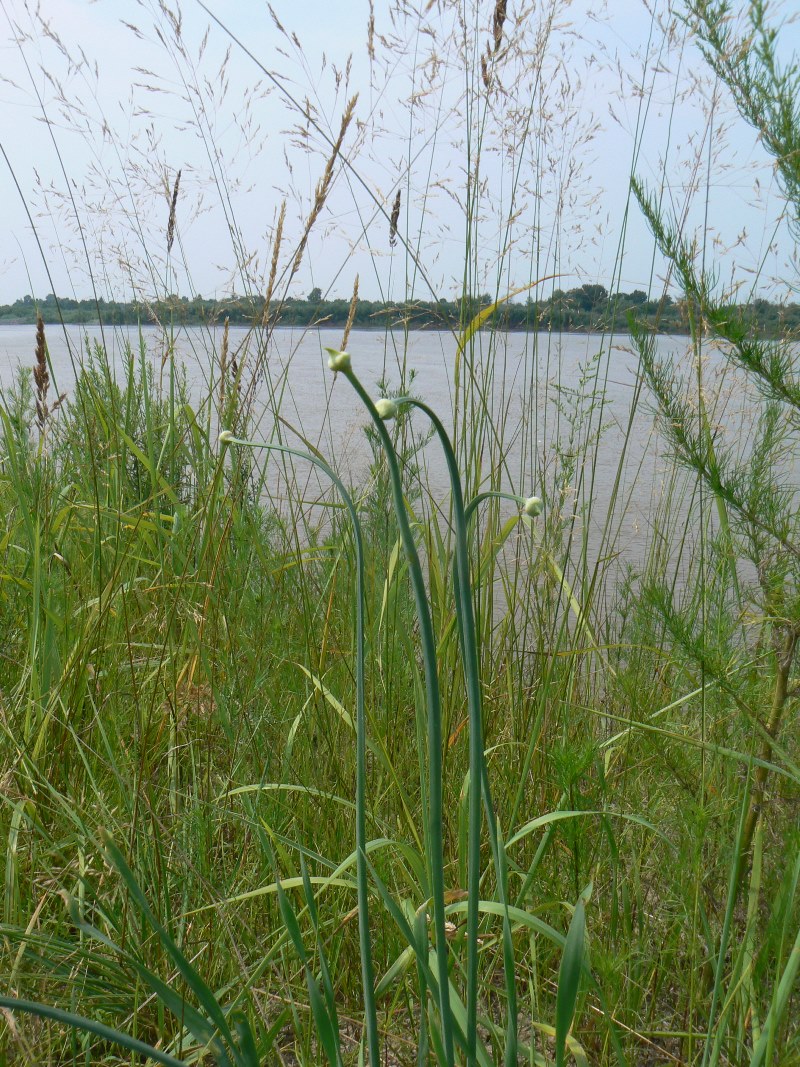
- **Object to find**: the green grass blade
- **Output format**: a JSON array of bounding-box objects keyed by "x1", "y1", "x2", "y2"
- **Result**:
[
  {"x1": 555, "y1": 897, "x2": 586, "y2": 1067},
  {"x1": 0, "y1": 995, "x2": 189, "y2": 1067}
]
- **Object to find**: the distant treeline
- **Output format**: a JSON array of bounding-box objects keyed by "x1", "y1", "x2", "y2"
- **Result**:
[{"x1": 2, "y1": 286, "x2": 799, "y2": 335}]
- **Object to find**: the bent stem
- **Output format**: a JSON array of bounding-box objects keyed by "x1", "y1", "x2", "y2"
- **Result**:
[
  {"x1": 334, "y1": 368, "x2": 455, "y2": 1067},
  {"x1": 219, "y1": 433, "x2": 379, "y2": 1067},
  {"x1": 392, "y1": 400, "x2": 525, "y2": 1064}
]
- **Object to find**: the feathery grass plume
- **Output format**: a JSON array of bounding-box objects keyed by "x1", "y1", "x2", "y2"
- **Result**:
[
  {"x1": 291, "y1": 96, "x2": 357, "y2": 279},
  {"x1": 166, "y1": 168, "x2": 181, "y2": 253},
  {"x1": 340, "y1": 275, "x2": 359, "y2": 352},
  {"x1": 492, "y1": 0, "x2": 507, "y2": 52},
  {"x1": 263, "y1": 200, "x2": 286, "y2": 322},
  {"x1": 389, "y1": 189, "x2": 401, "y2": 247}
]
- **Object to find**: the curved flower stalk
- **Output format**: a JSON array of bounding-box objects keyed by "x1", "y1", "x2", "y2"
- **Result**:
[
  {"x1": 379, "y1": 401, "x2": 543, "y2": 1065},
  {"x1": 464, "y1": 489, "x2": 542, "y2": 528},
  {"x1": 326, "y1": 356, "x2": 455, "y2": 1067},
  {"x1": 219, "y1": 431, "x2": 379, "y2": 1067}
]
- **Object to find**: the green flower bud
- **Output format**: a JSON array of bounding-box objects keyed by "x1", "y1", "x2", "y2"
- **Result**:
[
  {"x1": 374, "y1": 397, "x2": 398, "y2": 420},
  {"x1": 325, "y1": 348, "x2": 352, "y2": 372},
  {"x1": 218, "y1": 429, "x2": 236, "y2": 445},
  {"x1": 523, "y1": 495, "x2": 543, "y2": 517}
]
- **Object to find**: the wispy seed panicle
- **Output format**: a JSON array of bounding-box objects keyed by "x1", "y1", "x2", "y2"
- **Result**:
[
  {"x1": 268, "y1": 4, "x2": 286, "y2": 35},
  {"x1": 492, "y1": 0, "x2": 508, "y2": 51},
  {"x1": 166, "y1": 168, "x2": 181, "y2": 253},
  {"x1": 263, "y1": 200, "x2": 286, "y2": 323},
  {"x1": 341, "y1": 274, "x2": 359, "y2": 352},
  {"x1": 389, "y1": 190, "x2": 401, "y2": 247},
  {"x1": 291, "y1": 95, "x2": 358, "y2": 279}
]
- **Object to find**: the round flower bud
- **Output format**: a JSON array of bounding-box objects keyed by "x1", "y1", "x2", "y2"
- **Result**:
[
  {"x1": 325, "y1": 348, "x2": 352, "y2": 372},
  {"x1": 523, "y1": 495, "x2": 543, "y2": 517},
  {"x1": 374, "y1": 397, "x2": 398, "y2": 420},
  {"x1": 218, "y1": 429, "x2": 236, "y2": 445}
]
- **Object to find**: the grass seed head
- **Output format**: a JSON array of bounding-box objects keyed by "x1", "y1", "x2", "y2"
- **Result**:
[
  {"x1": 389, "y1": 190, "x2": 401, "y2": 247},
  {"x1": 492, "y1": 0, "x2": 507, "y2": 52},
  {"x1": 291, "y1": 95, "x2": 358, "y2": 279},
  {"x1": 263, "y1": 200, "x2": 286, "y2": 320},
  {"x1": 166, "y1": 168, "x2": 181, "y2": 253},
  {"x1": 33, "y1": 315, "x2": 49, "y2": 431},
  {"x1": 341, "y1": 274, "x2": 359, "y2": 351}
]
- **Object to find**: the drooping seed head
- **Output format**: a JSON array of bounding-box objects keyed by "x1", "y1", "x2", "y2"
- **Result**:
[
  {"x1": 374, "y1": 397, "x2": 398, "y2": 420},
  {"x1": 325, "y1": 347, "x2": 352, "y2": 372},
  {"x1": 523, "y1": 495, "x2": 543, "y2": 517}
]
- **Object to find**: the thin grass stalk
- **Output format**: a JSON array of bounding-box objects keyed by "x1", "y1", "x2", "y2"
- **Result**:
[
  {"x1": 391, "y1": 398, "x2": 524, "y2": 1062},
  {"x1": 333, "y1": 360, "x2": 454, "y2": 1066},
  {"x1": 218, "y1": 431, "x2": 379, "y2": 1067}
]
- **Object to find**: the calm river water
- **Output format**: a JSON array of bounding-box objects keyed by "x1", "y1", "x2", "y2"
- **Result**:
[{"x1": 0, "y1": 322, "x2": 773, "y2": 587}]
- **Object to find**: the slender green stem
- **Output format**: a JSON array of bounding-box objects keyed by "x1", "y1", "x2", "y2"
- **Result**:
[{"x1": 219, "y1": 434, "x2": 379, "y2": 1067}]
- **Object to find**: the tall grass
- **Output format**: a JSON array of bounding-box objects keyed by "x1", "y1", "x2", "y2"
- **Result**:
[{"x1": 0, "y1": 1, "x2": 799, "y2": 1065}]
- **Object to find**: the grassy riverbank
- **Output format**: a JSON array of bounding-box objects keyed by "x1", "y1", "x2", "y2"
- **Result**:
[
  {"x1": 0, "y1": 306, "x2": 797, "y2": 1065},
  {"x1": 0, "y1": 1, "x2": 798, "y2": 1064}
]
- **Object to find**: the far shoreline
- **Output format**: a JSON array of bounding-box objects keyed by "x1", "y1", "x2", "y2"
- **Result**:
[{"x1": 1, "y1": 284, "x2": 796, "y2": 338}]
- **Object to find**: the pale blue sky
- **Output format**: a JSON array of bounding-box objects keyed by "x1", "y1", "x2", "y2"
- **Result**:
[{"x1": 0, "y1": 0, "x2": 797, "y2": 306}]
